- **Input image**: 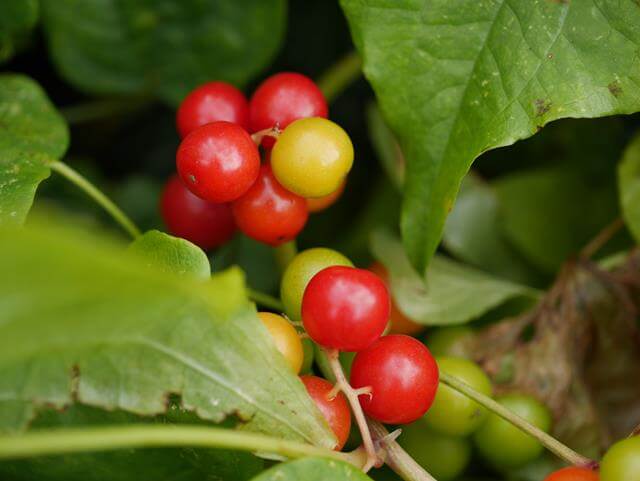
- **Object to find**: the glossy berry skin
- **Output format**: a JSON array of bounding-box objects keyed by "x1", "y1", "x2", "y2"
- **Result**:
[
  {"x1": 423, "y1": 357, "x2": 492, "y2": 436},
  {"x1": 300, "y1": 375, "x2": 351, "y2": 450},
  {"x1": 271, "y1": 117, "x2": 354, "y2": 198},
  {"x1": 369, "y1": 262, "x2": 423, "y2": 335},
  {"x1": 176, "y1": 121, "x2": 260, "y2": 203},
  {"x1": 350, "y1": 335, "x2": 439, "y2": 424},
  {"x1": 473, "y1": 393, "x2": 552, "y2": 469},
  {"x1": 302, "y1": 266, "x2": 389, "y2": 351},
  {"x1": 258, "y1": 312, "x2": 303, "y2": 374},
  {"x1": 306, "y1": 180, "x2": 346, "y2": 213},
  {"x1": 280, "y1": 248, "x2": 353, "y2": 322},
  {"x1": 399, "y1": 422, "x2": 471, "y2": 481},
  {"x1": 249, "y1": 72, "x2": 328, "y2": 135},
  {"x1": 160, "y1": 175, "x2": 235, "y2": 250},
  {"x1": 232, "y1": 164, "x2": 308, "y2": 246},
  {"x1": 176, "y1": 81, "x2": 249, "y2": 138},
  {"x1": 600, "y1": 436, "x2": 640, "y2": 481},
  {"x1": 544, "y1": 467, "x2": 599, "y2": 481}
]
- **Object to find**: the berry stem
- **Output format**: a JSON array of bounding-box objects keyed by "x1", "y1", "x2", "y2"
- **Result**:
[
  {"x1": 317, "y1": 51, "x2": 363, "y2": 103},
  {"x1": 274, "y1": 240, "x2": 298, "y2": 273},
  {"x1": 439, "y1": 372, "x2": 595, "y2": 468},
  {"x1": 580, "y1": 217, "x2": 624, "y2": 259},
  {"x1": 49, "y1": 161, "x2": 141, "y2": 240},
  {"x1": 0, "y1": 424, "x2": 359, "y2": 465},
  {"x1": 246, "y1": 288, "x2": 285, "y2": 311},
  {"x1": 323, "y1": 347, "x2": 379, "y2": 472},
  {"x1": 251, "y1": 127, "x2": 280, "y2": 145},
  {"x1": 368, "y1": 420, "x2": 437, "y2": 481}
]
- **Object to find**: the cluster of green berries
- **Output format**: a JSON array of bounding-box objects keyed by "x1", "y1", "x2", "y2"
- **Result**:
[{"x1": 160, "y1": 73, "x2": 352, "y2": 250}]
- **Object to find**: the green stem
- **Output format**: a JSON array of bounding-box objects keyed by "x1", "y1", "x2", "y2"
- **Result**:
[
  {"x1": 247, "y1": 288, "x2": 285, "y2": 312},
  {"x1": 61, "y1": 98, "x2": 150, "y2": 124},
  {"x1": 49, "y1": 161, "x2": 142, "y2": 240},
  {"x1": 317, "y1": 52, "x2": 363, "y2": 103},
  {"x1": 439, "y1": 372, "x2": 594, "y2": 468},
  {"x1": 0, "y1": 425, "x2": 353, "y2": 463},
  {"x1": 274, "y1": 241, "x2": 298, "y2": 274}
]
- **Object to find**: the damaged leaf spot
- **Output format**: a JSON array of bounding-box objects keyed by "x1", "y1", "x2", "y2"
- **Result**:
[
  {"x1": 608, "y1": 81, "x2": 623, "y2": 97},
  {"x1": 534, "y1": 99, "x2": 552, "y2": 117}
]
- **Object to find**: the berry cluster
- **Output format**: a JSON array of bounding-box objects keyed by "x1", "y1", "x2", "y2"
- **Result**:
[{"x1": 160, "y1": 73, "x2": 353, "y2": 249}]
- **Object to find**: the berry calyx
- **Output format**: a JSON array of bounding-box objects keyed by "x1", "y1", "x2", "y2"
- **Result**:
[
  {"x1": 249, "y1": 72, "x2": 328, "y2": 144},
  {"x1": 302, "y1": 266, "x2": 389, "y2": 351},
  {"x1": 176, "y1": 81, "x2": 249, "y2": 138},
  {"x1": 160, "y1": 174, "x2": 235, "y2": 250},
  {"x1": 176, "y1": 121, "x2": 260, "y2": 203},
  {"x1": 232, "y1": 164, "x2": 308, "y2": 246},
  {"x1": 544, "y1": 467, "x2": 599, "y2": 481},
  {"x1": 271, "y1": 117, "x2": 354, "y2": 198},
  {"x1": 280, "y1": 248, "x2": 353, "y2": 322},
  {"x1": 349, "y1": 334, "x2": 439, "y2": 425},
  {"x1": 300, "y1": 375, "x2": 351, "y2": 450},
  {"x1": 257, "y1": 312, "x2": 304, "y2": 374},
  {"x1": 307, "y1": 180, "x2": 346, "y2": 213},
  {"x1": 368, "y1": 262, "x2": 423, "y2": 335}
]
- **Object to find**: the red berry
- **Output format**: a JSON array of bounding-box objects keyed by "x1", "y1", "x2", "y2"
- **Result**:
[
  {"x1": 176, "y1": 81, "x2": 249, "y2": 138},
  {"x1": 300, "y1": 375, "x2": 351, "y2": 450},
  {"x1": 302, "y1": 266, "x2": 389, "y2": 351},
  {"x1": 350, "y1": 335, "x2": 439, "y2": 424},
  {"x1": 176, "y1": 121, "x2": 260, "y2": 203},
  {"x1": 249, "y1": 72, "x2": 328, "y2": 148},
  {"x1": 544, "y1": 467, "x2": 599, "y2": 481},
  {"x1": 160, "y1": 175, "x2": 235, "y2": 250},
  {"x1": 232, "y1": 164, "x2": 308, "y2": 246}
]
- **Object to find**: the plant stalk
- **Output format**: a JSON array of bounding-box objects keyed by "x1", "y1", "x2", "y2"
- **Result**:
[
  {"x1": 439, "y1": 372, "x2": 594, "y2": 468},
  {"x1": 0, "y1": 424, "x2": 355, "y2": 464},
  {"x1": 317, "y1": 52, "x2": 363, "y2": 103},
  {"x1": 247, "y1": 288, "x2": 285, "y2": 312},
  {"x1": 50, "y1": 161, "x2": 141, "y2": 240}
]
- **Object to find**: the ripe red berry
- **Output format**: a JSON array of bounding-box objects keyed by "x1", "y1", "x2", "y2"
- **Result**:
[
  {"x1": 160, "y1": 175, "x2": 235, "y2": 250},
  {"x1": 249, "y1": 72, "x2": 328, "y2": 148},
  {"x1": 544, "y1": 467, "x2": 599, "y2": 481},
  {"x1": 350, "y1": 335, "x2": 439, "y2": 424},
  {"x1": 300, "y1": 375, "x2": 351, "y2": 450},
  {"x1": 176, "y1": 121, "x2": 260, "y2": 203},
  {"x1": 176, "y1": 81, "x2": 249, "y2": 138},
  {"x1": 302, "y1": 266, "x2": 389, "y2": 351},
  {"x1": 232, "y1": 164, "x2": 308, "y2": 246}
]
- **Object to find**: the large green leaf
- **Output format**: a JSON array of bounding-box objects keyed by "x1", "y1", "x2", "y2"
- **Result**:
[
  {"x1": 129, "y1": 230, "x2": 211, "y2": 280},
  {"x1": 0, "y1": 75, "x2": 68, "y2": 225},
  {"x1": 40, "y1": 0, "x2": 286, "y2": 105},
  {"x1": 370, "y1": 230, "x2": 539, "y2": 325},
  {"x1": 341, "y1": 0, "x2": 640, "y2": 273},
  {"x1": 0, "y1": 0, "x2": 38, "y2": 63},
  {"x1": 619, "y1": 132, "x2": 640, "y2": 243},
  {"x1": 250, "y1": 457, "x2": 373, "y2": 481},
  {"x1": 0, "y1": 220, "x2": 334, "y2": 449},
  {"x1": 0, "y1": 404, "x2": 262, "y2": 481}
]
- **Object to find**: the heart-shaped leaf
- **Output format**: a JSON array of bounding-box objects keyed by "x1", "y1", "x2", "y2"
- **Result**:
[
  {"x1": 0, "y1": 74, "x2": 68, "y2": 225},
  {"x1": 341, "y1": 0, "x2": 640, "y2": 273},
  {"x1": 129, "y1": 230, "x2": 211, "y2": 280},
  {"x1": 249, "y1": 457, "x2": 373, "y2": 481},
  {"x1": 0, "y1": 0, "x2": 38, "y2": 63},
  {"x1": 618, "y1": 132, "x2": 640, "y2": 243},
  {"x1": 0, "y1": 219, "x2": 334, "y2": 449},
  {"x1": 370, "y1": 230, "x2": 539, "y2": 325},
  {"x1": 40, "y1": 0, "x2": 286, "y2": 105}
]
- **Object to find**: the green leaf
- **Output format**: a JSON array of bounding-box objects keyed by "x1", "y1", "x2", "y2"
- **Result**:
[
  {"x1": 40, "y1": 0, "x2": 286, "y2": 105},
  {"x1": 341, "y1": 0, "x2": 640, "y2": 273},
  {"x1": 0, "y1": 0, "x2": 38, "y2": 63},
  {"x1": 0, "y1": 74, "x2": 68, "y2": 225},
  {"x1": 370, "y1": 230, "x2": 539, "y2": 325},
  {"x1": 129, "y1": 230, "x2": 210, "y2": 280},
  {"x1": 0, "y1": 404, "x2": 263, "y2": 481},
  {"x1": 443, "y1": 173, "x2": 541, "y2": 285},
  {"x1": 618, "y1": 132, "x2": 640, "y2": 243},
  {"x1": 249, "y1": 458, "x2": 373, "y2": 481},
  {"x1": 366, "y1": 103, "x2": 404, "y2": 189},
  {"x1": 495, "y1": 166, "x2": 619, "y2": 273},
  {"x1": 0, "y1": 219, "x2": 335, "y2": 450}
]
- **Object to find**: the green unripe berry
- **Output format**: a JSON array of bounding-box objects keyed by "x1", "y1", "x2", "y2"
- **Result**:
[
  {"x1": 600, "y1": 436, "x2": 640, "y2": 481},
  {"x1": 423, "y1": 356, "x2": 492, "y2": 436},
  {"x1": 426, "y1": 326, "x2": 474, "y2": 358},
  {"x1": 280, "y1": 247, "x2": 352, "y2": 321}
]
